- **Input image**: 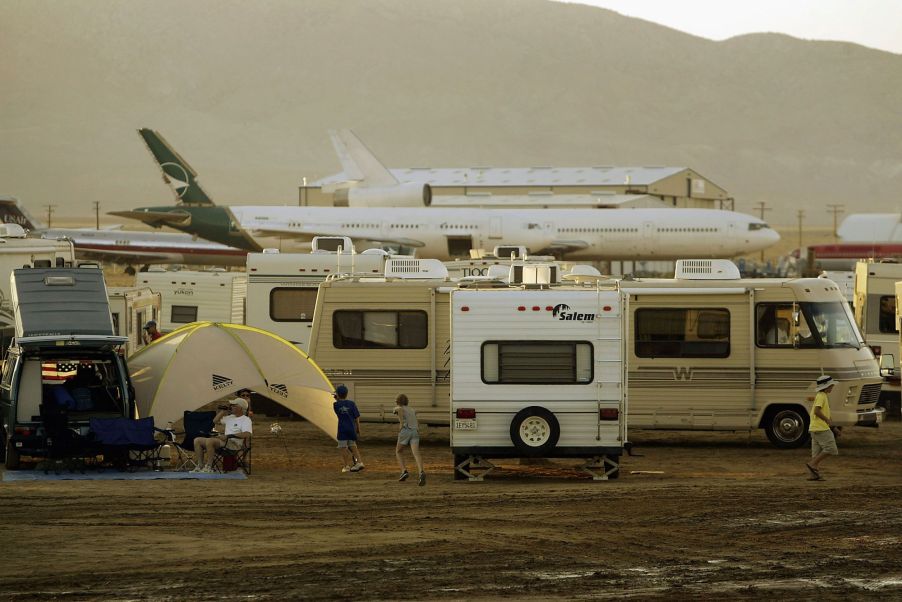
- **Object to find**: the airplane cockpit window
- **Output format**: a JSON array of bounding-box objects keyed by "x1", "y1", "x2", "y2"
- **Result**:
[{"x1": 748, "y1": 223, "x2": 770, "y2": 231}]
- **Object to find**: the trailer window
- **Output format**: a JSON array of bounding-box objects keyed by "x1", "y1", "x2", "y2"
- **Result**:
[
  {"x1": 635, "y1": 308, "x2": 730, "y2": 358},
  {"x1": 171, "y1": 305, "x2": 198, "y2": 323},
  {"x1": 878, "y1": 296, "x2": 897, "y2": 334},
  {"x1": 270, "y1": 288, "x2": 318, "y2": 322},
  {"x1": 111, "y1": 312, "x2": 121, "y2": 336},
  {"x1": 333, "y1": 310, "x2": 427, "y2": 349},
  {"x1": 481, "y1": 341, "x2": 593, "y2": 384}
]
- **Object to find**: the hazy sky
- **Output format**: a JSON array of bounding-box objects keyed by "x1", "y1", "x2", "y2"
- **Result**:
[{"x1": 564, "y1": 0, "x2": 902, "y2": 54}]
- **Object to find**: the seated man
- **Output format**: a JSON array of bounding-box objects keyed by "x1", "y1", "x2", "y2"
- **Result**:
[{"x1": 191, "y1": 397, "x2": 252, "y2": 473}]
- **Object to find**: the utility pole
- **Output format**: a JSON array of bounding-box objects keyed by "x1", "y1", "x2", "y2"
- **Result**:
[
  {"x1": 753, "y1": 201, "x2": 771, "y2": 261},
  {"x1": 797, "y1": 209, "x2": 805, "y2": 253},
  {"x1": 93, "y1": 201, "x2": 100, "y2": 230},
  {"x1": 45, "y1": 204, "x2": 56, "y2": 229},
  {"x1": 826, "y1": 203, "x2": 844, "y2": 242}
]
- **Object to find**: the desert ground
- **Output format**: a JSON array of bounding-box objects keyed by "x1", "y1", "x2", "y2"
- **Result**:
[{"x1": 1, "y1": 417, "x2": 900, "y2": 601}]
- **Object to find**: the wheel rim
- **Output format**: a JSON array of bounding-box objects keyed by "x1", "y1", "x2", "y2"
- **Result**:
[
  {"x1": 772, "y1": 410, "x2": 805, "y2": 444},
  {"x1": 519, "y1": 416, "x2": 552, "y2": 447}
]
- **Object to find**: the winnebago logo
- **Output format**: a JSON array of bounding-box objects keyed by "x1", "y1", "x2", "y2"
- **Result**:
[
  {"x1": 672, "y1": 367, "x2": 693, "y2": 381},
  {"x1": 212, "y1": 374, "x2": 234, "y2": 391},
  {"x1": 269, "y1": 383, "x2": 289, "y2": 398},
  {"x1": 552, "y1": 303, "x2": 595, "y2": 322}
]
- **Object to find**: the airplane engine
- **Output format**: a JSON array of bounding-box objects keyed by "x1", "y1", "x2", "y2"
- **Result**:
[{"x1": 339, "y1": 183, "x2": 432, "y2": 208}]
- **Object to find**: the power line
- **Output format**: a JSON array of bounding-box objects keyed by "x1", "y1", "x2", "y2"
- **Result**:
[
  {"x1": 44, "y1": 204, "x2": 57, "y2": 229},
  {"x1": 826, "y1": 204, "x2": 845, "y2": 241},
  {"x1": 753, "y1": 201, "x2": 771, "y2": 261}
]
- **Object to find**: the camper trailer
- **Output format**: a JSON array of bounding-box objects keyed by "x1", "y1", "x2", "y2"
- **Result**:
[
  {"x1": 137, "y1": 268, "x2": 247, "y2": 332},
  {"x1": 853, "y1": 260, "x2": 902, "y2": 405},
  {"x1": 307, "y1": 259, "x2": 883, "y2": 449},
  {"x1": 450, "y1": 268, "x2": 626, "y2": 480},
  {"x1": 107, "y1": 287, "x2": 163, "y2": 356},
  {"x1": 246, "y1": 237, "x2": 391, "y2": 353},
  {"x1": 1, "y1": 267, "x2": 133, "y2": 469}
]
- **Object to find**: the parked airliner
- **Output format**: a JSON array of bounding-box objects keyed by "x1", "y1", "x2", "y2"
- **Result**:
[{"x1": 111, "y1": 129, "x2": 780, "y2": 260}]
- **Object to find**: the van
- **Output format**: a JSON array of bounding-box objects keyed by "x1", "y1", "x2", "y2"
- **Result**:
[{"x1": 0, "y1": 267, "x2": 132, "y2": 469}]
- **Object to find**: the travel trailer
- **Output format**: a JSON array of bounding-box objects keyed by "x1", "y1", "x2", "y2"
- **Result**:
[
  {"x1": 307, "y1": 259, "x2": 884, "y2": 449},
  {"x1": 450, "y1": 273, "x2": 626, "y2": 480},
  {"x1": 137, "y1": 269, "x2": 246, "y2": 332},
  {"x1": 853, "y1": 260, "x2": 902, "y2": 407},
  {"x1": 107, "y1": 287, "x2": 163, "y2": 357},
  {"x1": 1, "y1": 267, "x2": 133, "y2": 469}
]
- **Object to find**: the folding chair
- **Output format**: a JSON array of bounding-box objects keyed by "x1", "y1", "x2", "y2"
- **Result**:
[
  {"x1": 39, "y1": 404, "x2": 89, "y2": 474},
  {"x1": 212, "y1": 435, "x2": 252, "y2": 475},
  {"x1": 167, "y1": 411, "x2": 216, "y2": 472},
  {"x1": 89, "y1": 417, "x2": 163, "y2": 471}
]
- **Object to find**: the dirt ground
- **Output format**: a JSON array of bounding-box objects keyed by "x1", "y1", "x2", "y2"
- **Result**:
[{"x1": 1, "y1": 418, "x2": 900, "y2": 601}]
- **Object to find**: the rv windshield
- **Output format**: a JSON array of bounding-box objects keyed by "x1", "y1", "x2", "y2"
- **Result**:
[{"x1": 799, "y1": 301, "x2": 862, "y2": 349}]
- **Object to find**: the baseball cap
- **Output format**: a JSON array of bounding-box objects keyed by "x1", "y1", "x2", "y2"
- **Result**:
[
  {"x1": 229, "y1": 398, "x2": 249, "y2": 410},
  {"x1": 144, "y1": 320, "x2": 157, "y2": 329},
  {"x1": 334, "y1": 385, "x2": 348, "y2": 398}
]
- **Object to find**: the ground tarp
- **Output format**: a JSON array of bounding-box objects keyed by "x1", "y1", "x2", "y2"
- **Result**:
[{"x1": 128, "y1": 322, "x2": 337, "y2": 440}]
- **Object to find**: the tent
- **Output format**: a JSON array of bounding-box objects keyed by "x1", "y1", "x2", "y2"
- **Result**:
[{"x1": 128, "y1": 322, "x2": 337, "y2": 440}]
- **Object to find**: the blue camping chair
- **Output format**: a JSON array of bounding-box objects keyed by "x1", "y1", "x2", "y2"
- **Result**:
[
  {"x1": 165, "y1": 411, "x2": 216, "y2": 472},
  {"x1": 89, "y1": 417, "x2": 163, "y2": 471}
]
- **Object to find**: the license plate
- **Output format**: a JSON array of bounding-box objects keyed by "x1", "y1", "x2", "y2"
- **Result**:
[{"x1": 455, "y1": 419, "x2": 477, "y2": 430}]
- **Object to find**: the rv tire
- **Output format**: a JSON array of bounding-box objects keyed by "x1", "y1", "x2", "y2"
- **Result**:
[
  {"x1": 510, "y1": 407, "x2": 560, "y2": 456},
  {"x1": 764, "y1": 406, "x2": 810, "y2": 449}
]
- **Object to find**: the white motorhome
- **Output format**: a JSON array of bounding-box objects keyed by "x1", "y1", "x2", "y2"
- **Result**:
[
  {"x1": 307, "y1": 259, "x2": 884, "y2": 449},
  {"x1": 450, "y1": 269, "x2": 625, "y2": 480},
  {"x1": 107, "y1": 287, "x2": 163, "y2": 357},
  {"x1": 137, "y1": 269, "x2": 246, "y2": 332},
  {"x1": 853, "y1": 260, "x2": 902, "y2": 406}
]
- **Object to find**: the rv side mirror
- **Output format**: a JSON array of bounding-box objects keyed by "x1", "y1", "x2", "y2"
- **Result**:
[{"x1": 879, "y1": 353, "x2": 895, "y2": 377}]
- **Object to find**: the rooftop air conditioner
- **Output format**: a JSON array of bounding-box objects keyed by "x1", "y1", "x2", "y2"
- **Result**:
[
  {"x1": 674, "y1": 259, "x2": 740, "y2": 280},
  {"x1": 511, "y1": 263, "x2": 558, "y2": 285},
  {"x1": 384, "y1": 258, "x2": 449, "y2": 280}
]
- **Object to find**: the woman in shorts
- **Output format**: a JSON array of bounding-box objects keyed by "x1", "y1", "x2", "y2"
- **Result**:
[{"x1": 393, "y1": 394, "x2": 425, "y2": 486}]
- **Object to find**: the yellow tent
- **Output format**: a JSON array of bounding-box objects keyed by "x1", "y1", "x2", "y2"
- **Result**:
[{"x1": 128, "y1": 322, "x2": 337, "y2": 440}]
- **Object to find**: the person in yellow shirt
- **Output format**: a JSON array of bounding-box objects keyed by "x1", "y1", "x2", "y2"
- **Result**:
[{"x1": 806, "y1": 375, "x2": 840, "y2": 481}]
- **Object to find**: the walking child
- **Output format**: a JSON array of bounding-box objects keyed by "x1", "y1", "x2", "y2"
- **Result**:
[
  {"x1": 805, "y1": 375, "x2": 840, "y2": 481},
  {"x1": 332, "y1": 385, "x2": 365, "y2": 473},
  {"x1": 393, "y1": 394, "x2": 425, "y2": 486}
]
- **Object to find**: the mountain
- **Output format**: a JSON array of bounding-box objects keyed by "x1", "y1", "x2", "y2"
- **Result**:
[{"x1": 1, "y1": 0, "x2": 899, "y2": 225}]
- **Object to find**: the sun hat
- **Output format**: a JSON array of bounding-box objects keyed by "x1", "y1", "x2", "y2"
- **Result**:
[
  {"x1": 334, "y1": 384, "x2": 348, "y2": 398},
  {"x1": 229, "y1": 398, "x2": 249, "y2": 410},
  {"x1": 815, "y1": 375, "x2": 835, "y2": 392}
]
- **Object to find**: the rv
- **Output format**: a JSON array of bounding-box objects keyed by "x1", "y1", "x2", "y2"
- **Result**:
[
  {"x1": 853, "y1": 260, "x2": 902, "y2": 407},
  {"x1": 107, "y1": 287, "x2": 163, "y2": 357},
  {"x1": 137, "y1": 268, "x2": 247, "y2": 332},
  {"x1": 450, "y1": 270, "x2": 625, "y2": 480},
  {"x1": 1, "y1": 267, "x2": 133, "y2": 469},
  {"x1": 307, "y1": 259, "x2": 883, "y2": 448}
]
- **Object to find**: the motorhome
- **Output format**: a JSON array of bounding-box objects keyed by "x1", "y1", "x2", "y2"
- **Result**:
[
  {"x1": 137, "y1": 268, "x2": 247, "y2": 332},
  {"x1": 1, "y1": 267, "x2": 133, "y2": 469},
  {"x1": 450, "y1": 270, "x2": 625, "y2": 480},
  {"x1": 307, "y1": 259, "x2": 884, "y2": 449},
  {"x1": 107, "y1": 287, "x2": 163, "y2": 357},
  {"x1": 853, "y1": 260, "x2": 902, "y2": 407}
]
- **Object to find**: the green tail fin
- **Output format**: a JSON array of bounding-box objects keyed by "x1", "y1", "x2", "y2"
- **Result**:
[{"x1": 138, "y1": 128, "x2": 215, "y2": 206}]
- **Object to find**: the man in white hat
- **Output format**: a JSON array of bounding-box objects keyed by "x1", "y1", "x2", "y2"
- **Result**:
[
  {"x1": 192, "y1": 397, "x2": 253, "y2": 473},
  {"x1": 806, "y1": 375, "x2": 839, "y2": 481}
]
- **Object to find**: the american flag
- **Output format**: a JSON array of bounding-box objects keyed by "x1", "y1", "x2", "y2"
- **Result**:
[{"x1": 41, "y1": 362, "x2": 82, "y2": 383}]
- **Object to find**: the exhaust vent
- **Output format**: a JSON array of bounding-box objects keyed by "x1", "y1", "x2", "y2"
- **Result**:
[{"x1": 674, "y1": 259, "x2": 740, "y2": 280}]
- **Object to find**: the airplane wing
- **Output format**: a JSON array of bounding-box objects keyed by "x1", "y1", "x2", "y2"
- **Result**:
[
  {"x1": 72, "y1": 247, "x2": 183, "y2": 265},
  {"x1": 250, "y1": 226, "x2": 425, "y2": 248},
  {"x1": 540, "y1": 240, "x2": 591, "y2": 254},
  {"x1": 108, "y1": 209, "x2": 192, "y2": 228}
]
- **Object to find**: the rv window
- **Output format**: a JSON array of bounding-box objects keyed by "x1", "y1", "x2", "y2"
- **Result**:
[
  {"x1": 270, "y1": 288, "x2": 318, "y2": 322},
  {"x1": 111, "y1": 313, "x2": 120, "y2": 336},
  {"x1": 333, "y1": 310, "x2": 427, "y2": 349},
  {"x1": 797, "y1": 301, "x2": 861, "y2": 349},
  {"x1": 171, "y1": 305, "x2": 198, "y2": 323},
  {"x1": 756, "y1": 303, "x2": 794, "y2": 347},
  {"x1": 635, "y1": 308, "x2": 730, "y2": 358},
  {"x1": 878, "y1": 296, "x2": 897, "y2": 334},
  {"x1": 481, "y1": 341, "x2": 593, "y2": 384}
]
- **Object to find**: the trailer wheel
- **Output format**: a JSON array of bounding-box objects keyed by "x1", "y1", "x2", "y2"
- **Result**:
[
  {"x1": 510, "y1": 407, "x2": 560, "y2": 456},
  {"x1": 764, "y1": 407, "x2": 810, "y2": 449}
]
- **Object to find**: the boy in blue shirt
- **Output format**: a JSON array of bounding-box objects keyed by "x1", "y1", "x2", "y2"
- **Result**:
[{"x1": 333, "y1": 385, "x2": 364, "y2": 473}]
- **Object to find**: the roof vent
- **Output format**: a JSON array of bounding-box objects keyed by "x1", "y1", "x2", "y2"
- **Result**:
[
  {"x1": 493, "y1": 245, "x2": 527, "y2": 259},
  {"x1": 0, "y1": 223, "x2": 27, "y2": 238},
  {"x1": 312, "y1": 236, "x2": 355, "y2": 254},
  {"x1": 674, "y1": 259, "x2": 740, "y2": 280},
  {"x1": 563, "y1": 264, "x2": 604, "y2": 283},
  {"x1": 385, "y1": 258, "x2": 449, "y2": 280},
  {"x1": 511, "y1": 263, "x2": 558, "y2": 285}
]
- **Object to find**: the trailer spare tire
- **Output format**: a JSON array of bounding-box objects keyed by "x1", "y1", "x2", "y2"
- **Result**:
[{"x1": 510, "y1": 407, "x2": 560, "y2": 456}]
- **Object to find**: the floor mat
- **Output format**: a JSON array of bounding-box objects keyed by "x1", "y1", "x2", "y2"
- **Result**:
[{"x1": 3, "y1": 470, "x2": 247, "y2": 482}]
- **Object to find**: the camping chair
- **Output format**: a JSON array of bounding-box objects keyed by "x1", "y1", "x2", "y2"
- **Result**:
[
  {"x1": 89, "y1": 417, "x2": 164, "y2": 471},
  {"x1": 38, "y1": 404, "x2": 89, "y2": 474},
  {"x1": 167, "y1": 411, "x2": 216, "y2": 472},
  {"x1": 211, "y1": 435, "x2": 252, "y2": 475}
]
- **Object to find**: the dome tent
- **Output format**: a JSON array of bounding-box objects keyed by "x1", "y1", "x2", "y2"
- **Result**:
[{"x1": 128, "y1": 322, "x2": 337, "y2": 440}]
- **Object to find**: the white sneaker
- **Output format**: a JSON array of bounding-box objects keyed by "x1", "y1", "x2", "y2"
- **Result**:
[
  {"x1": 200, "y1": 465, "x2": 215, "y2": 473},
  {"x1": 350, "y1": 462, "x2": 365, "y2": 472},
  {"x1": 190, "y1": 465, "x2": 205, "y2": 473},
  {"x1": 341, "y1": 466, "x2": 352, "y2": 473}
]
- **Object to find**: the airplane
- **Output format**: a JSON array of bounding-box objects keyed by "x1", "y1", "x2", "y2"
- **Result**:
[
  {"x1": 110, "y1": 129, "x2": 780, "y2": 261},
  {"x1": 0, "y1": 197, "x2": 247, "y2": 272}
]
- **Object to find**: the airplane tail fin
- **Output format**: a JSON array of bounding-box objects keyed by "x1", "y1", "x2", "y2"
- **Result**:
[
  {"x1": 138, "y1": 128, "x2": 215, "y2": 205},
  {"x1": 0, "y1": 196, "x2": 44, "y2": 231},
  {"x1": 328, "y1": 129, "x2": 399, "y2": 188}
]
